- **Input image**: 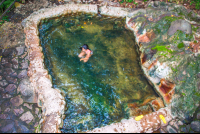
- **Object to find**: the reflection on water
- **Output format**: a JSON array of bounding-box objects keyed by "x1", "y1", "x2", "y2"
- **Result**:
[{"x1": 39, "y1": 13, "x2": 158, "y2": 133}]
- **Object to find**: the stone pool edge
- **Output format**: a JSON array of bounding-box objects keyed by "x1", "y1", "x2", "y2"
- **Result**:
[{"x1": 23, "y1": 3, "x2": 174, "y2": 133}]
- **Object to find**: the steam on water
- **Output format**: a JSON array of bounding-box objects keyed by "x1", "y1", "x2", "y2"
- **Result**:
[{"x1": 39, "y1": 13, "x2": 158, "y2": 133}]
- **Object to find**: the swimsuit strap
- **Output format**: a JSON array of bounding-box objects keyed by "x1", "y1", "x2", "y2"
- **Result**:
[{"x1": 86, "y1": 49, "x2": 91, "y2": 54}]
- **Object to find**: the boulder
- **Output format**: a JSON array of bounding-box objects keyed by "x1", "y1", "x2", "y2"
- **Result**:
[
  {"x1": 17, "y1": 78, "x2": 38, "y2": 103},
  {"x1": 168, "y1": 19, "x2": 192, "y2": 36}
]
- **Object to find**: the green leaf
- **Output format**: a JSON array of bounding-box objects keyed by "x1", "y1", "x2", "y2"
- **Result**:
[{"x1": 177, "y1": 42, "x2": 184, "y2": 49}]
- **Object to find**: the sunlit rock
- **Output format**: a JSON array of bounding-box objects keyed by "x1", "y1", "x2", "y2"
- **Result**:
[{"x1": 168, "y1": 19, "x2": 192, "y2": 36}]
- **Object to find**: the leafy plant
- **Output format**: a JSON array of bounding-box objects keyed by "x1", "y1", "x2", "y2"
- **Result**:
[
  {"x1": 152, "y1": 45, "x2": 173, "y2": 53},
  {"x1": 190, "y1": 0, "x2": 200, "y2": 10},
  {"x1": 177, "y1": 42, "x2": 184, "y2": 49}
]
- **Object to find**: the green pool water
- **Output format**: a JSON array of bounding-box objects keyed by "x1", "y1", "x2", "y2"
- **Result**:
[{"x1": 38, "y1": 13, "x2": 158, "y2": 133}]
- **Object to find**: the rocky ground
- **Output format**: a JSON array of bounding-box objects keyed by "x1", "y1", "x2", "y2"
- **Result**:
[
  {"x1": 0, "y1": 46, "x2": 42, "y2": 132},
  {"x1": 0, "y1": 0, "x2": 200, "y2": 133}
]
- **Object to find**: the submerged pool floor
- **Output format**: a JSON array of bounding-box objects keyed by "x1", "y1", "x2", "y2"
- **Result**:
[{"x1": 39, "y1": 13, "x2": 158, "y2": 133}]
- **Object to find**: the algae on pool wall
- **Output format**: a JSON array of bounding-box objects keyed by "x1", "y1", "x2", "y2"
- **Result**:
[{"x1": 38, "y1": 13, "x2": 158, "y2": 133}]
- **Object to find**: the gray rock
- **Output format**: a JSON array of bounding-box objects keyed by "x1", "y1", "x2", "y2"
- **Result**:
[
  {"x1": 16, "y1": 46, "x2": 25, "y2": 56},
  {"x1": 11, "y1": 57, "x2": 18, "y2": 69},
  {"x1": 13, "y1": 64, "x2": 18, "y2": 70},
  {"x1": 19, "y1": 111, "x2": 34, "y2": 124},
  {"x1": 166, "y1": 125, "x2": 178, "y2": 133},
  {"x1": 197, "y1": 112, "x2": 200, "y2": 120},
  {"x1": 0, "y1": 87, "x2": 4, "y2": 91},
  {"x1": 1, "y1": 122, "x2": 14, "y2": 132},
  {"x1": 2, "y1": 93, "x2": 12, "y2": 98},
  {"x1": 0, "y1": 114, "x2": 10, "y2": 119},
  {"x1": 14, "y1": 107, "x2": 24, "y2": 116},
  {"x1": 4, "y1": 108, "x2": 10, "y2": 112},
  {"x1": 181, "y1": 127, "x2": 187, "y2": 133},
  {"x1": 3, "y1": 63, "x2": 12, "y2": 68},
  {"x1": 23, "y1": 103, "x2": 32, "y2": 110},
  {"x1": 5, "y1": 84, "x2": 17, "y2": 94},
  {"x1": 4, "y1": 68, "x2": 16, "y2": 76},
  {"x1": 34, "y1": 122, "x2": 39, "y2": 128},
  {"x1": 6, "y1": 76, "x2": 17, "y2": 84},
  {"x1": 2, "y1": 48, "x2": 14, "y2": 57},
  {"x1": 17, "y1": 78, "x2": 37, "y2": 103},
  {"x1": 0, "y1": 75, "x2": 2, "y2": 81},
  {"x1": 197, "y1": 73, "x2": 200, "y2": 79},
  {"x1": 19, "y1": 125, "x2": 30, "y2": 133},
  {"x1": 20, "y1": 61, "x2": 28, "y2": 69},
  {"x1": 10, "y1": 95, "x2": 23, "y2": 107},
  {"x1": 18, "y1": 70, "x2": 27, "y2": 79},
  {"x1": 0, "y1": 80, "x2": 8, "y2": 87},
  {"x1": 24, "y1": 55, "x2": 29, "y2": 61},
  {"x1": 1, "y1": 58, "x2": 9, "y2": 65},
  {"x1": 191, "y1": 121, "x2": 200, "y2": 132},
  {"x1": 35, "y1": 108, "x2": 39, "y2": 115},
  {"x1": 168, "y1": 19, "x2": 192, "y2": 36},
  {"x1": 21, "y1": 18, "x2": 27, "y2": 28}
]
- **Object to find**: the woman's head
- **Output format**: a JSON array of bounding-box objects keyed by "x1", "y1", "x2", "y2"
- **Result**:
[{"x1": 79, "y1": 44, "x2": 89, "y2": 51}]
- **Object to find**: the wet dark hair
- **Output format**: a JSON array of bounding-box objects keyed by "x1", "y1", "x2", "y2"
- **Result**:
[{"x1": 79, "y1": 44, "x2": 89, "y2": 50}]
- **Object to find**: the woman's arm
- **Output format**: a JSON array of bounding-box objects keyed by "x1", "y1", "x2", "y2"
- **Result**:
[{"x1": 80, "y1": 51, "x2": 91, "y2": 62}]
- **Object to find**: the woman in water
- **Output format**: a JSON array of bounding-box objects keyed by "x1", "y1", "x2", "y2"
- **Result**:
[{"x1": 78, "y1": 44, "x2": 93, "y2": 62}]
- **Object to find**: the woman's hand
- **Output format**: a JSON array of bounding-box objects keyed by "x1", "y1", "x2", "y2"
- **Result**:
[{"x1": 80, "y1": 58, "x2": 88, "y2": 62}]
